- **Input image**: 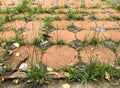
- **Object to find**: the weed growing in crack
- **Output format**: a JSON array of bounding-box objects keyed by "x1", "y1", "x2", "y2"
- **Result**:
[
  {"x1": 42, "y1": 17, "x2": 54, "y2": 33},
  {"x1": 102, "y1": 0, "x2": 120, "y2": 11},
  {"x1": 101, "y1": 39, "x2": 119, "y2": 53},
  {"x1": 89, "y1": 12, "x2": 99, "y2": 21},
  {"x1": 63, "y1": 61, "x2": 120, "y2": 83},
  {"x1": 67, "y1": 24, "x2": 80, "y2": 33},
  {"x1": 55, "y1": 39, "x2": 66, "y2": 46},
  {"x1": 24, "y1": 62, "x2": 50, "y2": 88},
  {"x1": 80, "y1": 4, "x2": 86, "y2": 8},
  {"x1": 105, "y1": 15, "x2": 120, "y2": 21},
  {"x1": 66, "y1": 10, "x2": 84, "y2": 21},
  {"x1": 14, "y1": 0, "x2": 29, "y2": 14},
  {"x1": 0, "y1": 64, "x2": 11, "y2": 76}
]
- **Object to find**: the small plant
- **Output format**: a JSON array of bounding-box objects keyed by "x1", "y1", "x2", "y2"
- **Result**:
[
  {"x1": 67, "y1": 24, "x2": 80, "y2": 33},
  {"x1": 91, "y1": 4, "x2": 101, "y2": 9},
  {"x1": 80, "y1": 4, "x2": 86, "y2": 8},
  {"x1": 105, "y1": 15, "x2": 120, "y2": 21},
  {"x1": 77, "y1": 40, "x2": 89, "y2": 51},
  {"x1": 89, "y1": 37, "x2": 100, "y2": 46},
  {"x1": 53, "y1": 16, "x2": 61, "y2": 21},
  {"x1": 43, "y1": 17, "x2": 54, "y2": 33},
  {"x1": 89, "y1": 12, "x2": 98, "y2": 21},
  {"x1": 1, "y1": 64, "x2": 11, "y2": 76},
  {"x1": 101, "y1": 39, "x2": 119, "y2": 53},
  {"x1": 66, "y1": 10, "x2": 84, "y2": 21},
  {"x1": 24, "y1": 62, "x2": 50, "y2": 88},
  {"x1": 63, "y1": 61, "x2": 120, "y2": 83},
  {"x1": 12, "y1": 32, "x2": 24, "y2": 45},
  {"x1": 14, "y1": 0, "x2": 29, "y2": 14},
  {"x1": 55, "y1": 39, "x2": 66, "y2": 46}
]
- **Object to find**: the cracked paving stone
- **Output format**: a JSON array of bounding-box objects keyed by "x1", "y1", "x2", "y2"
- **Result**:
[
  {"x1": 42, "y1": 45, "x2": 79, "y2": 69},
  {"x1": 76, "y1": 30, "x2": 105, "y2": 41},
  {"x1": 103, "y1": 30, "x2": 120, "y2": 41},
  {"x1": 49, "y1": 30, "x2": 75, "y2": 42},
  {"x1": 5, "y1": 46, "x2": 29, "y2": 71},
  {"x1": 79, "y1": 45, "x2": 116, "y2": 65}
]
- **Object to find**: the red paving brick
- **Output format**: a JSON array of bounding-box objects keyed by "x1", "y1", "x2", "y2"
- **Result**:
[
  {"x1": 79, "y1": 45, "x2": 116, "y2": 65},
  {"x1": 42, "y1": 45, "x2": 79, "y2": 69},
  {"x1": 74, "y1": 21, "x2": 96, "y2": 29},
  {"x1": 5, "y1": 46, "x2": 29, "y2": 70},
  {"x1": 0, "y1": 0, "x2": 120, "y2": 78},
  {"x1": 76, "y1": 30, "x2": 105, "y2": 41},
  {"x1": 25, "y1": 20, "x2": 42, "y2": 30},
  {"x1": 25, "y1": 46, "x2": 42, "y2": 68},
  {"x1": 49, "y1": 29, "x2": 75, "y2": 42},
  {"x1": 97, "y1": 21, "x2": 119, "y2": 28},
  {"x1": 103, "y1": 30, "x2": 120, "y2": 41},
  {"x1": 0, "y1": 30, "x2": 15, "y2": 41},
  {"x1": 23, "y1": 29, "x2": 42, "y2": 44},
  {"x1": 52, "y1": 20, "x2": 71, "y2": 29},
  {"x1": 4, "y1": 20, "x2": 26, "y2": 30}
]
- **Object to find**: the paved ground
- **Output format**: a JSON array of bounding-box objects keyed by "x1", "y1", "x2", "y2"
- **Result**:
[{"x1": 0, "y1": 0, "x2": 120, "y2": 88}]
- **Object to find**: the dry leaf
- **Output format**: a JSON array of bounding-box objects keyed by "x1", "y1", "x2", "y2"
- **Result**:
[
  {"x1": 62, "y1": 83, "x2": 71, "y2": 88},
  {"x1": 1, "y1": 77, "x2": 5, "y2": 82},
  {"x1": 105, "y1": 71, "x2": 110, "y2": 81},
  {"x1": 64, "y1": 72, "x2": 70, "y2": 77},
  {"x1": 13, "y1": 79, "x2": 19, "y2": 84},
  {"x1": 69, "y1": 63, "x2": 74, "y2": 66},
  {"x1": 48, "y1": 72, "x2": 58, "y2": 75},
  {"x1": 47, "y1": 67, "x2": 53, "y2": 72}
]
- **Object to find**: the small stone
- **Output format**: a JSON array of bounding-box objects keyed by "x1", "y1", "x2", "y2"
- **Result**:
[
  {"x1": 13, "y1": 43, "x2": 20, "y2": 48},
  {"x1": 95, "y1": 27, "x2": 106, "y2": 33},
  {"x1": 71, "y1": 39, "x2": 81, "y2": 48},
  {"x1": 40, "y1": 40, "x2": 52, "y2": 48},
  {"x1": 19, "y1": 63, "x2": 27, "y2": 71}
]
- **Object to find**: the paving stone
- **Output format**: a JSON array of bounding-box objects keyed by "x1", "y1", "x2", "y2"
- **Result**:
[
  {"x1": 0, "y1": 30, "x2": 15, "y2": 41},
  {"x1": 25, "y1": 46, "x2": 42, "y2": 68},
  {"x1": 38, "y1": 14, "x2": 52, "y2": 19},
  {"x1": 25, "y1": 20, "x2": 42, "y2": 30},
  {"x1": 103, "y1": 30, "x2": 120, "y2": 41},
  {"x1": 22, "y1": 29, "x2": 42, "y2": 44},
  {"x1": 74, "y1": 21, "x2": 96, "y2": 29},
  {"x1": 5, "y1": 46, "x2": 29, "y2": 71},
  {"x1": 97, "y1": 21, "x2": 119, "y2": 29},
  {"x1": 53, "y1": 14, "x2": 66, "y2": 19},
  {"x1": 84, "y1": 0, "x2": 102, "y2": 7},
  {"x1": 52, "y1": 20, "x2": 71, "y2": 30},
  {"x1": 48, "y1": 30, "x2": 75, "y2": 42},
  {"x1": 79, "y1": 45, "x2": 116, "y2": 65},
  {"x1": 4, "y1": 20, "x2": 26, "y2": 30},
  {"x1": 42, "y1": 45, "x2": 79, "y2": 69},
  {"x1": 95, "y1": 13, "x2": 110, "y2": 19},
  {"x1": 76, "y1": 30, "x2": 105, "y2": 41},
  {"x1": 5, "y1": 45, "x2": 42, "y2": 70}
]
